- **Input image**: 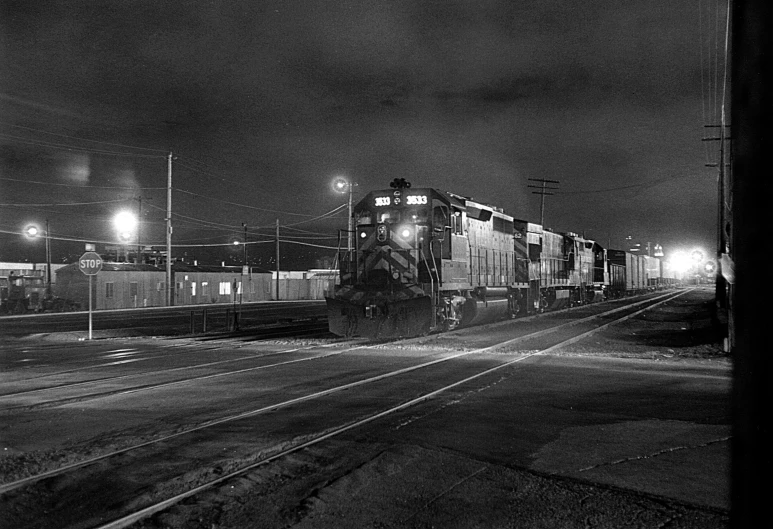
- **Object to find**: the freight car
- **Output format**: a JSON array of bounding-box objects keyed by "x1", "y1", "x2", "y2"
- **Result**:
[
  {"x1": 326, "y1": 179, "x2": 608, "y2": 339},
  {"x1": 607, "y1": 250, "x2": 681, "y2": 297}
]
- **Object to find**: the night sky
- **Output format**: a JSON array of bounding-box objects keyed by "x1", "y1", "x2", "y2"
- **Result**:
[{"x1": 1, "y1": 1, "x2": 728, "y2": 268}]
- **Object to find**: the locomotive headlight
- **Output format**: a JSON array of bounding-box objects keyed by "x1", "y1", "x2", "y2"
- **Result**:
[
  {"x1": 360, "y1": 231, "x2": 367, "y2": 239},
  {"x1": 398, "y1": 226, "x2": 412, "y2": 239}
]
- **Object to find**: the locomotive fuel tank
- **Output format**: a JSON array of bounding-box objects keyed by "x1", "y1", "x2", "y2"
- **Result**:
[{"x1": 461, "y1": 287, "x2": 514, "y2": 327}]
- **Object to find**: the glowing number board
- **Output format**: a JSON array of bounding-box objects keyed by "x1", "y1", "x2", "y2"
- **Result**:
[
  {"x1": 406, "y1": 195, "x2": 428, "y2": 205},
  {"x1": 373, "y1": 195, "x2": 428, "y2": 207}
]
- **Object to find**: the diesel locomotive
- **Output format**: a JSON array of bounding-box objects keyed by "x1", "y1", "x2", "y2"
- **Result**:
[{"x1": 326, "y1": 179, "x2": 610, "y2": 339}]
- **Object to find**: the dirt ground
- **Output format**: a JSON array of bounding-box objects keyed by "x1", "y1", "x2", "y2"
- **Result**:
[{"x1": 131, "y1": 288, "x2": 730, "y2": 529}]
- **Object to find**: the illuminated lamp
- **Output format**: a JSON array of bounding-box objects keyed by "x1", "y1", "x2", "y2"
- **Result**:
[
  {"x1": 24, "y1": 225, "x2": 40, "y2": 238},
  {"x1": 671, "y1": 251, "x2": 692, "y2": 274}
]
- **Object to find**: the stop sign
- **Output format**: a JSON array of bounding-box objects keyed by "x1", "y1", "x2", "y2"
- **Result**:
[{"x1": 79, "y1": 252, "x2": 103, "y2": 276}]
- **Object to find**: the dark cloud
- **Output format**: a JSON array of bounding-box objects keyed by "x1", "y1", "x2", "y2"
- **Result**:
[{"x1": 1, "y1": 0, "x2": 721, "y2": 263}]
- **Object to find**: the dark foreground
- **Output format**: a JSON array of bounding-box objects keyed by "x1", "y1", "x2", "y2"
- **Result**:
[{"x1": 138, "y1": 288, "x2": 731, "y2": 529}]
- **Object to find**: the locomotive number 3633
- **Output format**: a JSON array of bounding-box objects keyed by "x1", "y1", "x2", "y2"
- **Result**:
[{"x1": 406, "y1": 195, "x2": 428, "y2": 205}]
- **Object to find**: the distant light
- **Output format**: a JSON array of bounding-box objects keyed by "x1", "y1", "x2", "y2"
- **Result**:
[
  {"x1": 233, "y1": 240, "x2": 240, "y2": 245},
  {"x1": 654, "y1": 244, "x2": 664, "y2": 257},
  {"x1": 400, "y1": 227, "x2": 412, "y2": 238},
  {"x1": 25, "y1": 225, "x2": 40, "y2": 238},
  {"x1": 113, "y1": 211, "x2": 138, "y2": 236},
  {"x1": 332, "y1": 177, "x2": 349, "y2": 193},
  {"x1": 691, "y1": 249, "x2": 704, "y2": 263},
  {"x1": 671, "y1": 251, "x2": 692, "y2": 273},
  {"x1": 705, "y1": 261, "x2": 717, "y2": 274}
]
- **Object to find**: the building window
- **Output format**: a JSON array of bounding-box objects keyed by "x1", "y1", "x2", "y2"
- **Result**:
[
  {"x1": 106, "y1": 282, "x2": 114, "y2": 298},
  {"x1": 129, "y1": 282, "x2": 138, "y2": 298},
  {"x1": 219, "y1": 281, "x2": 231, "y2": 295},
  {"x1": 156, "y1": 282, "x2": 165, "y2": 292},
  {"x1": 202, "y1": 282, "x2": 209, "y2": 297},
  {"x1": 191, "y1": 282, "x2": 196, "y2": 296}
]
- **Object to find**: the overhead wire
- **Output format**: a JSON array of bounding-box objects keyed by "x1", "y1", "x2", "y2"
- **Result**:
[
  {"x1": 0, "y1": 133, "x2": 165, "y2": 158},
  {"x1": 1, "y1": 109, "x2": 343, "y2": 255},
  {"x1": 0, "y1": 176, "x2": 165, "y2": 190},
  {"x1": 559, "y1": 174, "x2": 695, "y2": 195},
  {"x1": 0, "y1": 198, "x2": 128, "y2": 207},
  {"x1": 0, "y1": 122, "x2": 168, "y2": 153},
  {"x1": 173, "y1": 185, "x2": 321, "y2": 218}
]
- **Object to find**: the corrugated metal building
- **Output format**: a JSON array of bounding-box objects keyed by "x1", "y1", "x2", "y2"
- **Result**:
[{"x1": 54, "y1": 263, "x2": 274, "y2": 310}]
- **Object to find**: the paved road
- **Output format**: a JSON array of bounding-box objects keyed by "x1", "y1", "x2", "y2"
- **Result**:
[
  {"x1": 0, "y1": 289, "x2": 730, "y2": 528},
  {"x1": 367, "y1": 353, "x2": 730, "y2": 507}
]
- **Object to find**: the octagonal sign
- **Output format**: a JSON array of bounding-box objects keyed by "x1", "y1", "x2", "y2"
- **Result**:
[{"x1": 79, "y1": 252, "x2": 103, "y2": 276}]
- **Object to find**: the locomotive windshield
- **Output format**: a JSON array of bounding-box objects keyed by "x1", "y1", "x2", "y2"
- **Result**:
[{"x1": 356, "y1": 207, "x2": 430, "y2": 225}]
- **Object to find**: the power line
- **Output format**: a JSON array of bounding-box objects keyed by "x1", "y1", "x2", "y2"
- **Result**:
[
  {"x1": 0, "y1": 122, "x2": 168, "y2": 153},
  {"x1": 0, "y1": 133, "x2": 165, "y2": 158},
  {"x1": 0, "y1": 176, "x2": 165, "y2": 190},
  {"x1": 0, "y1": 198, "x2": 128, "y2": 207},
  {"x1": 173, "y1": 187, "x2": 323, "y2": 217}
]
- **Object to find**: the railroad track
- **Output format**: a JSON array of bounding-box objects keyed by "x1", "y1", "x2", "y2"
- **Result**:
[{"x1": 0, "y1": 289, "x2": 692, "y2": 529}]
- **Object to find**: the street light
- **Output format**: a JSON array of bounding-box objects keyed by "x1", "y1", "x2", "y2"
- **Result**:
[
  {"x1": 24, "y1": 221, "x2": 52, "y2": 297},
  {"x1": 332, "y1": 177, "x2": 356, "y2": 253},
  {"x1": 113, "y1": 211, "x2": 138, "y2": 262}
]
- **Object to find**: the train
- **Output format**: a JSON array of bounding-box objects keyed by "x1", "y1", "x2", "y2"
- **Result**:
[{"x1": 325, "y1": 178, "x2": 677, "y2": 339}]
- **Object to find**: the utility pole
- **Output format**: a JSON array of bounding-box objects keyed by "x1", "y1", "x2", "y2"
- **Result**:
[
  {"x1": 239, "y1": 222, "x2": 247, "y2": 322},
  {"x1": 136, "y1": 196, "x2": 142, "y2": 264},
  {"x1": 527, "y1": 178, "x2": 560, "y2": 226},
  {"x1": 166, "y1": 151, "x2": 173, "y2": 306},
  {"x1": 44, "y1": 219, "x2": 51, "y2": 297},
  {"x1": 275, "y1": 218, "x2": 280, "y2": 301}
]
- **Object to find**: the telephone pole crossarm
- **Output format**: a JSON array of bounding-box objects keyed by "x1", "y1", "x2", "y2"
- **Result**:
[{"x1": 527, "y1": 178, "x2": 561, "y2": 227}]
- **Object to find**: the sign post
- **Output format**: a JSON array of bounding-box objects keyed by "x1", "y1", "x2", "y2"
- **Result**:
[{"x1": 79, "y1": 251, "x2": 103, "y2": 340}]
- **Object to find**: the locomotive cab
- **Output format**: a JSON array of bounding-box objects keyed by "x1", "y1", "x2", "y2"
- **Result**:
[{"x1": 328, "y1": 185, "x2": 458, "y2": 338}]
